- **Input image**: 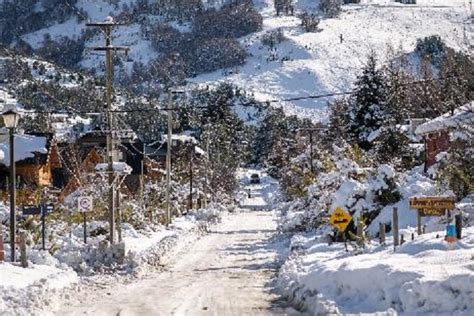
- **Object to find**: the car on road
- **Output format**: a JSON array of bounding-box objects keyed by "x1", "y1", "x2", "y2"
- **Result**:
[{"x1": 250, "y1": 173, "x2": 260, "y2": 184}]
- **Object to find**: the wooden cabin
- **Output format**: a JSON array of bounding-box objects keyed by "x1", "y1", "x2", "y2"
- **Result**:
[
  {"x1": 415, "y1": 102, "x2": 473, "y2": 170},
  {"x1": 0, "y1": 133, "x2": 61, "y2": 204},
  {"x1": 0, "y1": 133, "x2": 60, "y2": 188}
]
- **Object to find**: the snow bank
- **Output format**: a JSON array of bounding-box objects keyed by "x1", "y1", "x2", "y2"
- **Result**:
[
  {"x1": 0, "y1": 263, "x2": 78, "y2": 315},
  {"x1": 278, "y1": 227, "x2": 474, "y2": 315},
  {"x1": 0, "y1": 204, "x2": 226, "y2": 315}
]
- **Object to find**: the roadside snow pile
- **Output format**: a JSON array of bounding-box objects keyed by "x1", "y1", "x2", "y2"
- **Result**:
[
  {"x1": 0, "y1": 262, "x2": 78, "y2": 315},
  {"x1": 46, "y1": 206, "x2": 225, "y2": 274},
  {"x1": 278, "y1": 226, "x2": 474, "y2": 315}
]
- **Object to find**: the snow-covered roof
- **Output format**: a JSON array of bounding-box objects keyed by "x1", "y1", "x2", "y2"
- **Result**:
[
  {"x1": 194, "y1": 146, "x2": 207, "y2": 157},
  {"x1": 0, "y1": 133, "x2": 49, "y2": 166},
  {"x1": 161, "y1": 133, "x2": 198, "y2": 144},
  {"x1": 95, "y1": 162, "x2": 132, "y2": 175},
  {"x1": 415, "y1": 102, "x2": 474, "y2": 135}
]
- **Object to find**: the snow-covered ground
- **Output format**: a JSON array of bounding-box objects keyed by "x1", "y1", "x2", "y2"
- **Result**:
[
  {"x1": 0, "y1": 207, "x2": 221, "y2": 315},
  {"x1": 55, "y1": 210, "x2": 297, "y2": 315},
  {"x1": 39, "y1": 169, "x2": 297, "y2": 315},
  {"x1": 278, "y1": 226, "x2": 474, "y2": 315}
]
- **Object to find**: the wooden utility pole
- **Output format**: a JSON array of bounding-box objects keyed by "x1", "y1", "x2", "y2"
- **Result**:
[
  {"x1": 188, "y1": 143, "x2": 194, "y2": 211},
  {"x1": 165, "y1": 89, "x2": 185, "y2": 224},
  {"x1": 166, "y1": 93, "x2": 173, "y2": 226},
  {"x1": 86, "y1": 18, "x2": 128, "y2": 244},
  {"x1": 299, "y1": 127, "x2": 327, "y2": 173}
]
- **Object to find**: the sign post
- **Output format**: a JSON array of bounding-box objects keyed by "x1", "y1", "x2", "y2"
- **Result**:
[
  {"x1": 22, "y1": 204, "x2": 53, "y2": 250},
  {"x1": 409, "y1": 196, "x2": 456, "y2": 240},
  {"x1": 78, "y1": 197, "x2": 93, "y2": 244}
]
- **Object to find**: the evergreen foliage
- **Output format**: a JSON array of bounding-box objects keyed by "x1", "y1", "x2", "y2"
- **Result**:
[{"x1": 347, "y1": 52, "x2": 388, "y2": 150}]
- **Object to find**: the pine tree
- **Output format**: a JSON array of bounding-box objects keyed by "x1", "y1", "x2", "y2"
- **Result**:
[
  {"x1": 439, "y1": 50, "x2": 469, "y2": 114},
  {"x1": 348, "y1": 52, "x2": 388, "y2": 150}
]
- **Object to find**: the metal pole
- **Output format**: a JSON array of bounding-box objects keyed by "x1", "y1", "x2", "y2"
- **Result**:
[
  {"x1": 166, "y1": 93, "x2": 173, "y2": 226},
  {"x1": 83, "y1": 212, "x2": 87, "y2": 244},
  {"x1": 9, "y1": 127, "x2": 16, "y2": 262},
  {"x1": 41, "y1": 209, "x2": 46, "y2": 250}
]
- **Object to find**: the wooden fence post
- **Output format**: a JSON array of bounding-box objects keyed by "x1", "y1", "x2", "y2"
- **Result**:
[
  {"x1": 379, "y1": 222, "x2": 386, "y2": 245},
  {"x1": 393, "y1": 207, "x2": 399, "y2": 249},
  {"x1": 0, "y1": 230, "x2": 4, "y2": 262},
  {"x1": 417, "y1": 210, "x2": 422, "y2": 235},
  {"x1": 19, "y1": 231, "x2": 28, "y2": 268},
  {"x1": 357, "y1": 221, "x2": 364, "y2": 248}
]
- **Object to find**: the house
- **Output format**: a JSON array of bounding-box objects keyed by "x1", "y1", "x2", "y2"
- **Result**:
[
  {"x1": 0, "y1": 133, "x2": 60, "y2": 188},
  {"x1": 415, "y1": 102, "x2": 474, "y2": 170},
  {"x1": 0, "y1": 133, "x2": 61, "y2": 205}
]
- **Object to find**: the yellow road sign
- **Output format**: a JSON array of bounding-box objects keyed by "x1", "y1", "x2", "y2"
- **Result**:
[{"x1": 329, "y1": 207, "x2": 352, "y2": 232}]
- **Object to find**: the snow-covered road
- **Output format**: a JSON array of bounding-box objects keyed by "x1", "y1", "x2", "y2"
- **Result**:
[{"x1": 56, "y1": 210, "x2": 298, "y2": 315}]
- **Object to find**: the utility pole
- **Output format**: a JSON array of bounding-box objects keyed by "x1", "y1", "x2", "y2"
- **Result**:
[
  {"x1": 204, "y1": 125, "x2": 210, "y2": 207},
  {"x1": 299, "y1": 127, "x2": 328, "y2": 173},
  {"x1": 309, "y1": 131, "x2": 313, "y2": 173},
  {"x1": 188, "y1": 143, "x2": 194, "y2": 211},
  {"x1": 87, "y1": 17, "x2": 128, "y2": 244},
  {"x1": 166, "y1": 93, "x2": 173, "y2": 226}
]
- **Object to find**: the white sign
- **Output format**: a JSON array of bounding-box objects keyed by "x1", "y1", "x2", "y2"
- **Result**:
[{"x1": 78, "y1": 196, "x2": 93, "y2": 213}]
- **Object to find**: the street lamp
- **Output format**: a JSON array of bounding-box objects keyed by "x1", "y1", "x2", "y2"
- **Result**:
[{"x1": 2, "y1": 108, "x2": 20, "y2": 262}]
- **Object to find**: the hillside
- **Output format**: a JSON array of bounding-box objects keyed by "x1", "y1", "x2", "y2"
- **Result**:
[
  {"x1": 193, "y1": 0, "x2": 471, "y2": 120},
  {"x1": 7, "y1": 0, "x2": 471, "y2": 122}
]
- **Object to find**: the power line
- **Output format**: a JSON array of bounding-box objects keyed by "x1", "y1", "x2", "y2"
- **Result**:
[{"x1": 12, "y1": 74, "x2": 466, "y2": 116}]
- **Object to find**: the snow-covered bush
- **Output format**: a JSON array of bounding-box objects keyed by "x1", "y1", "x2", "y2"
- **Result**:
[
  {"x1": 415, "y1": 35, "x2": 447, "y2": 65},
  {"x1": 194, "y1": 2, "x2": 262, "y2": 39},
  {"x1": 298, "y1": 11, "x2": 321, "y2": 32},
  {"x1": 279, "y1": 147, "x2": 402, "y2": 234},
  {"x1": 261, "y1": 29, "x2": 287, "y2": 48},
  {"x1": 319, "y1": 0, "x2": 343, "y2": 18}
]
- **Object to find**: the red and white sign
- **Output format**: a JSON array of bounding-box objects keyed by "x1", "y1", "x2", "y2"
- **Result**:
[{"x1": 78, "y1": 196, "x2": 93, "y2": 213}]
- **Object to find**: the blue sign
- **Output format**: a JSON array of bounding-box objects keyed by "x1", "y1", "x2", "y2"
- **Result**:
[
  {"x1": 22, "y1": 204, "x2": 53, "y2": 216},
  {"x1": 23, "y1": 205, "x2": 41, "y2": 215},
  {"x1": 41, "y1": 204, "x2": 54, "y2": 215}
]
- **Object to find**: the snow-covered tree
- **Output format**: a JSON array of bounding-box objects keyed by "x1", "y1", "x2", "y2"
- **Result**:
[
  {"x1": 319, "y1": 0, "x2": 343, "y2": 18},
  {"x1": 347, "y1": 52, "x2": 388, "y2": 150}
]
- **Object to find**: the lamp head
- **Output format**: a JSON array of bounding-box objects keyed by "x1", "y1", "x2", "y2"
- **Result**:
[{"x1": 2, "y1": 108, "x2": 20, "y2": 129}]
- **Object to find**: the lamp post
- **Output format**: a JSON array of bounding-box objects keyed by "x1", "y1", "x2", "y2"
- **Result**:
[{"x1": 2, "y1": 108, "x2": 20, "y2": 262}]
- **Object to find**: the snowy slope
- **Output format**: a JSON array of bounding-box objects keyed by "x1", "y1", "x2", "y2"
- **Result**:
[
  {"x1": 192, "y1": 0, "x2": 471, "y2": 121},
  {"x1": 17, "y1": 0, "x2": 471, "y2": 121}
]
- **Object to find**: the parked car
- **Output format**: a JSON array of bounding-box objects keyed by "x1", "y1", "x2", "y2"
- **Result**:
[{"x1": 250, "y1": 173, "x2": 260, "y2": 184}]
